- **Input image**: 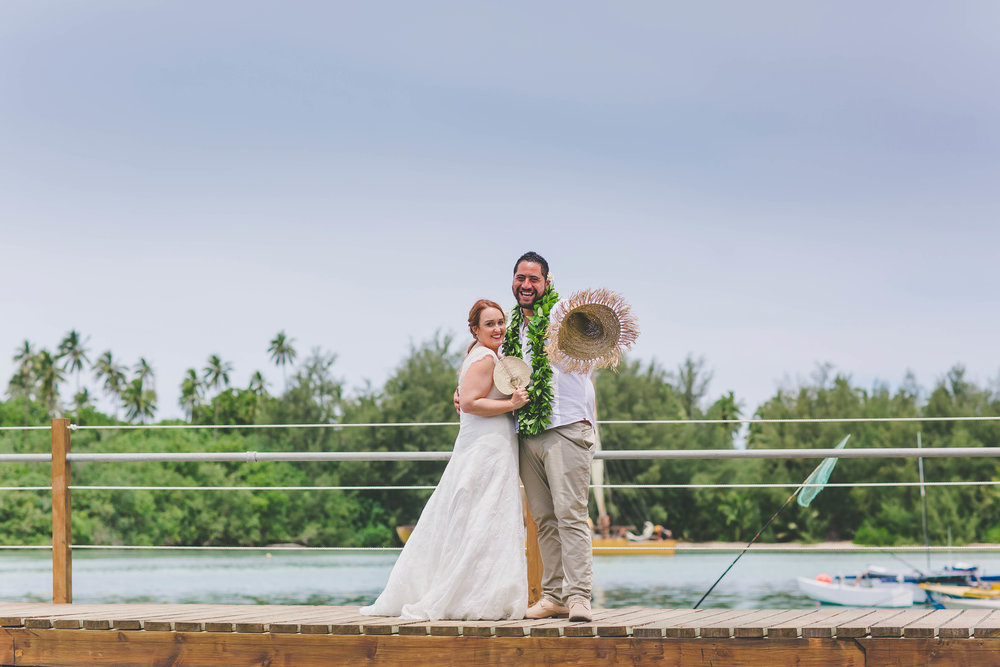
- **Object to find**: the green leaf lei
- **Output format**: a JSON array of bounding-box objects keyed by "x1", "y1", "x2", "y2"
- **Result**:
[{"x1": 502, "y1": 284, "x2": 560, "y2": 436}]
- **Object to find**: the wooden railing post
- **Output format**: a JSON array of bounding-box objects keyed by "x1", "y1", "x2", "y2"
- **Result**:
[
  {"x1": 51, "y1": 418, "x2": 72, "y2": 604},
  {"x1": 522, "y1": 491, "x2": 543, "y2": 606}
]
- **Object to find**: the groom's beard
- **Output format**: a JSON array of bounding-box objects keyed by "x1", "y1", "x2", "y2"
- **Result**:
[{"x1": 515, "y1": 288, "x2": 540, "y2": 310}]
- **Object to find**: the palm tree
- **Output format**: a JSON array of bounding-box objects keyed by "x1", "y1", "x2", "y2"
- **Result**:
[
  {"x1": 122, "y1": 377, "x2": 157, "y2": 424},
  {"x1": 72, "y1": 388, "x2": 94, "y2": 414},
  {"x1": 134, "y1": 357, "x2": 155, "y2": 390},
  {"x1": 93, "y1": 351, "x2": 127, "y2": 420},
  {"x1": 268, "y1": 331, "x2": 297, "y2": 393},
  {"x1": 178, "y1": 369, "x2": 203, "y2": 422},
  {"x1": 34, "y1": 350, "x2": 64, "y2": 416},
  {"x1": 203, "y1": 354, "x2": 233, "y2": 428},
  {"x1": 9, "y1": 340, "x2": 35, "y2": 398},
  {"x1": 248, "y1": 370, "x2": 268, "y2": 397},
  {"x1": 248, "y1": 370, "x2": 268, "y2": 424},
  {"x1": 57, "y1": 330, "x2": 90, "y2": 393},
  {"x1": 9, "y1": 340, "x2": 36, "y2": 429},
  {"x1": 202, "y1": 355, "x2": 233, "y2": 395}
]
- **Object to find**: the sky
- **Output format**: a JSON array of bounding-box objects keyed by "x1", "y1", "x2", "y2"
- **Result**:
[{"x1": 1, "y1": 2, "x2": 998, "y2": 421}]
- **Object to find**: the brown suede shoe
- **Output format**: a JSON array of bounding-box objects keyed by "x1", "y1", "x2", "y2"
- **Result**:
[
  {"x1": 525, "y1": 598, "x2": 569, "y2": 619},
  {"x1": 568, "y1": 596, "x2": 592, "y2": 622}
]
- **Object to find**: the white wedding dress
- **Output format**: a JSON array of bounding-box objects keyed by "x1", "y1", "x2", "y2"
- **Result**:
[{"x1": 360, "y1": 344, "x2": 528, "y2": 620}]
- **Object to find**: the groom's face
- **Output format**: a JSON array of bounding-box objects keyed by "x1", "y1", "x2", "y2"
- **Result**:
[{"x1": 512, "y1": 261, "x2": 549, "y2": 311}]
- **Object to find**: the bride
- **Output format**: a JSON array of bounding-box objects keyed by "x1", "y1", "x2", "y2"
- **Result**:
[{"x1": 360, "y1": 299, "x2": 530, "y2": 620}]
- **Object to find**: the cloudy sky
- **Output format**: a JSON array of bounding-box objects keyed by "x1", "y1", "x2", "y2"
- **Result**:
[{"x1": 2, "y1": 2, "x2": 998, "y2": 420}]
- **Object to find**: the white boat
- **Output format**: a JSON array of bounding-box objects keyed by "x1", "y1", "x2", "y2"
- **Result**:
[{"x1": 796, "y1": 575, "x2": 914, "y2": 608}]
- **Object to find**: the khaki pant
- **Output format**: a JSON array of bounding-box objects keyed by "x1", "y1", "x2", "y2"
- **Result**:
[{"x1": 519, "y1": 421, "x2": 595, "y2": 604}]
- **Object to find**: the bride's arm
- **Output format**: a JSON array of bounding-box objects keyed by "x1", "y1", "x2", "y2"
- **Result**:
[{"x1": 459, "y1": 357, "x2": 529, "y2": 417}]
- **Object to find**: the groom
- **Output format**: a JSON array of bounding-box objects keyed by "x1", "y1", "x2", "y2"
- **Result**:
[{"x1": 504, "y1": 251, "x2": 596, "y2": 622}]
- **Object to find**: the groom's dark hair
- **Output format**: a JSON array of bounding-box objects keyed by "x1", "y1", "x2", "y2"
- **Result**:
[{"x1": 513, "y1": 251, "x2": 549, "y2": 279}]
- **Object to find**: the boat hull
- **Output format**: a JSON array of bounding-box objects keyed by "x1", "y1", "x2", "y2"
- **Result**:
[
  {"x1": 796, "y1": 576, "x2": 913, "y2": 608},
  {"x1": 920, "y1": 583, "x2": 1000, "y2": 609},
  {"x1": 592, "y1": 537, "x2": 677, "y2": 556}
]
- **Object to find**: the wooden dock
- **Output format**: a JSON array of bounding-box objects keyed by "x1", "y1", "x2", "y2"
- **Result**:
[{"x1": 3, "y1": 603, "x2": 1000, "y2": 665}]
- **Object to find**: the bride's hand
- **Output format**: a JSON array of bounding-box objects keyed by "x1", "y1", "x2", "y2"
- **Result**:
[{"x1": 510, "y1": 388, "x2": 529, "y2": 410}]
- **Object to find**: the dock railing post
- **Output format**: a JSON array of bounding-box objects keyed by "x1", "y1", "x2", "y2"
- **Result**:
[
  {"x1": 51, "y1": 418, "x2": 72, "y2": 604},
  {"x1": 522, "y1": 492, "x2": 543, "y2": 606}
]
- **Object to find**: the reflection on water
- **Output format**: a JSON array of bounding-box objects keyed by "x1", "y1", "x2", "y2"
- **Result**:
[{"x1": 3, "y1": 550, "x2": 999, "y2": 608}]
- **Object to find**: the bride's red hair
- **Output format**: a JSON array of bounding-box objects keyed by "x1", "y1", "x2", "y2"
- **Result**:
[{"x1": 466, "y1": 299, "x2": 505, "y2": 354}]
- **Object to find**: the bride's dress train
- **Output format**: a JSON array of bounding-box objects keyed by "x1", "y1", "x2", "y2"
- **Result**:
[{"x1": 360, "y1": 345, "x2": 527, "y2": 620}]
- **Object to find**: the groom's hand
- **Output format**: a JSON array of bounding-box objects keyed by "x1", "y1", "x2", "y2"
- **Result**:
[{"x1": 453, "y1": 388, "x2": 461, "y2": 414}]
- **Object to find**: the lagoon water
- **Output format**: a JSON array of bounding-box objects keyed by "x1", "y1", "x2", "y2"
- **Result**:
[{"x1": 6, "y1": 550, "x2": 1000, "y2": 608}]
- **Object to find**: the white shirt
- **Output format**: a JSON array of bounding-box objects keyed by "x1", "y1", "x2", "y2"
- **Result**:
[{"x1": 519, "y1": 301, "x2": 595, "y2": 430}]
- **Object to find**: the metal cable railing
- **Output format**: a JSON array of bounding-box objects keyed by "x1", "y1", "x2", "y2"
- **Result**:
[{"x1": 3, "y1": 418, "x2": 1000, "y2": 601}]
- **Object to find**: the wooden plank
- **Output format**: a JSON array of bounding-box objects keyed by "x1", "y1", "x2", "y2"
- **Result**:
[
  {"x1": 595, "y1": 607, "x2": 669, "y2": 637},
  {"x1": 801, "y1": 608, "x2": 883, "y2": 638},
  {"x1": 870, "y1": 607, "x2": 936, "y2": 638},
  {"x1": 973, "y1": 609, "x2": 1000, "y2": 638},
  {"x1": 330, "y1": 611, "x2": 380, "y2": 635},
  {"x1": 461, "y1": 621, "x2": 499, "y2": 638},
  {"x1": 837, "y1": 608, "x2": 908, "y2": 638},
  {"x1": 362, "y1": 617, "x2": 432, "y2": 636},
  {"x1": 700, "y1": 609, "x2": 783, "y2": 639},
  {"x1": 5, "y1": 630, "x2": 870, "y2": 666},
  {"x1": 529, "y1": 606, "x2": 641, "y2": 638},
  {"x1": 902, "y1": 609, "x2": 964, "y2": 638},
  {"x1": 859, "y1": 638, "x2": 1000, "y2": 665},
  {"x1": 666, "y1": 609, "x2": 753, "y2": 638},
  {"x1": 659, "y1": 609, "x2": 738, "y2": 638},
  {"x1": 734, "y1": 608, "x2": 819, "y2": 639},
  {"x1": 83, "y1": 620, "x2": 111, "y2": 630},
  {"x1": 768, "y1": 607, "x2": 856, "y2": 639},
  {"x1": 494, "y1": 615, "x2": 569, "y2": 638},
  {"x1": 0, "y1": 628, "x2": 13, "y2": 666},
  {"x1": 938, "y1": 609, "x2": 992, "y2": 638},
  {"x1": 51, "y1": 418, "x2": 72, "y2": 604},
  {"x1": 631, "y1": 609, "x2": 702, "y2": 638}
]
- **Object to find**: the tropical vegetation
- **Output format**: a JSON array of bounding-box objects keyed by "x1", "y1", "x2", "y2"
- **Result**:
[{"x1": 2, "y1": 330, "x2": 999, "y2": 549}]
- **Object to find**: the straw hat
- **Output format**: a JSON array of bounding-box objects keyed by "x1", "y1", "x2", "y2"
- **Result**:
[
  {"x1": 493, "y1": 356, "x2": 532, "y2": 395},
  {"x1": 546, "y1": 288, "x2": 639, "y2": 373}
]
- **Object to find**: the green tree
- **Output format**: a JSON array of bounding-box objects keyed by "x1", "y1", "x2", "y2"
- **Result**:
[
  {"x1": 8, "y1": 340, "x2": 38, "y2": 429},
  {"x1": 595, "y1": 357, "x2": 717, "y2": 538},
  {"x1": 673, "y1": 354, "x2": 713, "y2": 419},
  {"x1": 122, "y1": 377, "x2": 157, "y2": 424},
  {"x1": 202, "y1": 355, "x2": 232, "y2": 395},
  {"x1": 72, "y1": 388, "x2": 94, "y2": 414},
  {"x1": 332, "y1": 333, "x2": 460, "y2": 544},
  {"x1": 179, "y1": 369, "x2": 203, "y2": 421},
  {"x1": 92, "y1": 351, "x2": 127, "y2": 420},
  {"x1": 268, "y1": 331, "x2": 297, "y2": 393},
  {"x1": 249, "y1": 371, "x2": 267, "y2": 396},
  {"x1": 202, "y1": 354, "x2": 233, "y2": 427},
  {"x1": 34, "y1": 350, "x2": 64, "y2": 416},
  {"x1": 57, "y1": 330, "x2": 90, "y2": 393},
  {"x1": 9, "y1": 340, "x2": 36, "y2": 397},
  {"x1": 134, "y1": 357, "x2": 155, "y2": 390}
]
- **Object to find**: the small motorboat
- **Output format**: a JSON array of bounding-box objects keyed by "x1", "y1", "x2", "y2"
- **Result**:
[
  {"x1": 920, "y1": 582, "x2": 1000, "y2": 609},
  {"x1": 796, "y1": 573, "x2": 914, "y2": 608},
  {"x1": 848, "y1": 564, "x2": 988, "y2": 603}
]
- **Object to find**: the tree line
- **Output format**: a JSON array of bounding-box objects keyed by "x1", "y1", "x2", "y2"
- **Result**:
[
  {"x1": 7, "y1": 329, "x2": 299, "y2": 424},
  {"x1": 2, "y1": 332, "x2": 999, "y2": 548}
]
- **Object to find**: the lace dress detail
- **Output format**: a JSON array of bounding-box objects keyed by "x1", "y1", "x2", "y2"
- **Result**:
[{"x1": 360, "y1": 345, "x2": 527, "y2": 620}]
